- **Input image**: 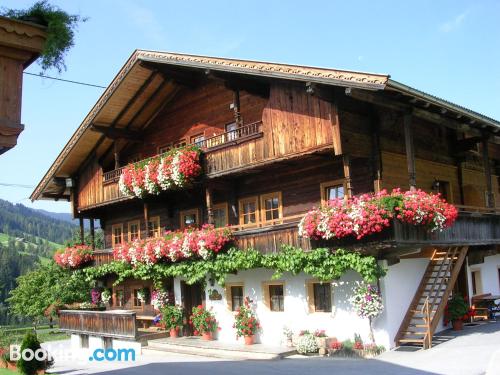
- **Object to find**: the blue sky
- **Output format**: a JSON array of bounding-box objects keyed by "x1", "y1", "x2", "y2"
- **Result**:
[{"x1": 1, "y1": 0, "x2": 499, "y2": 213}]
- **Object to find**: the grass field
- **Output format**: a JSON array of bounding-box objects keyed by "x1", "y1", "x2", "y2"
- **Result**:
[
  {"x1": 0, "y1": 368, "x2": 18, "y2": 375},
  {"x1": 0, "y1": 328, "x2": 68, "y2": 348}
]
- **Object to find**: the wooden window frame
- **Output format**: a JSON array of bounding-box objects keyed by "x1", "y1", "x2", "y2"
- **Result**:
[
  {"x1": 238, "y1": 196, "x2": 260, "y2": 227},
  {"x1": 180, "y1": 208, "x2": 200, "y2": 230},
  {"x1": 471, "y1": 269, "x2": 483, "y2": 296},
  {"x1": 111, "y1": 223, "x2": 124, "y2": 247},
  {"x1": 433, "y1": 179, "x2": 453, "y2": 203},
  {"x1": 262, "y1": 281, "x2": 285, "y2": 312},
  {"x1": 158, "y1": 143, "x2": 173, "y2": 155},
  {"x1": 225, "y1": 282, "x2": 244, "y2": 311},
  {"x1": 128, "y1": 220, "x2": 141, "y2": 242},
  {"x1": 114, "y1": 287, "x2": 125, "y2": 307},
  {"x1": 190, "y1": 133, "x2": 205, "y2": 147},
  {"x1": 213, "y1": 202, "x2": 229, "y2": 228},
  {"x1": 147, "y1": 216, "x2": 161, "y2": 238},
  {"x1": 133, "y1": 288, "x2": 143, "y2": 308},
  {"x1": 174, "y1": 139, "x2": 187, "y2": 148},
  {"x1": 320, "y1": 179, "x2": 348, "y2": 205},
  {"x1": 260, "y1": 191, "x2": 283, "y2": 224},
  {"x1": 306, "y1": 279, "x2": 333, "y2": 313}
]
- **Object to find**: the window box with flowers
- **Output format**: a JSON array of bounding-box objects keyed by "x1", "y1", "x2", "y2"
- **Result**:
[
  {"x1": 119, "y1": 146, "x2": 201, "y2": 199},
  {"x1": 189, "y1": 305, "x2": 219, "y2": 340},
  {"x1": 54, "y1": 245, "x2": 94, "y2": 269},
  {"x1": 233, "y1": 297, "x2": 261, "y2": 345},
  {"x1": 298, "y1": 189, "x2": 458, "y2": 242}
]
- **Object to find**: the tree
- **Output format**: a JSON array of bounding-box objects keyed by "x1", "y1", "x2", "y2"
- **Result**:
[{"x1": 7, "y1": 262, "x2": 91, "y2": 325}]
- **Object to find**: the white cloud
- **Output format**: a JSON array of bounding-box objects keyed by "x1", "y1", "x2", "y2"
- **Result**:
[
  {"x1": 121, "y1": 1, "x2": 167, "y2": 46},
  {"x1": 440, "y1": 11, "x2": 468, "y2": 33}
]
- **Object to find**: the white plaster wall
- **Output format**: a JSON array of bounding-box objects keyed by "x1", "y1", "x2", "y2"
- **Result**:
[
  {"x1": 467, "y1": 254, "x2": 500, "y2": 297},
  {"x1": 196, "y1": 268, "x2": 384, "y2": 347}
]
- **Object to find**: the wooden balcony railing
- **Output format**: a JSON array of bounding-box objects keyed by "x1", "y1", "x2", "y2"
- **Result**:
[
  {"x1": 59, "y1": 310, "x2": 137, "y2": 339},
  {"x1": 194, "y1": 121, "x2": 263, "y2": 150},
  {"x1": 103, "y1": 167, "x2": 125, "y2": 185}
]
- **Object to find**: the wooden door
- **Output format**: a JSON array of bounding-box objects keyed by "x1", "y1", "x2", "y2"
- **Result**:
[{"x1": 181, "y1": 281, "x2": 205, "y2": 335}]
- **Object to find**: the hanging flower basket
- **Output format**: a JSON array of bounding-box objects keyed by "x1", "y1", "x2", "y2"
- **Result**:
[
  {"x1": 113, "y1": 225, "x2": 232, "y2": 266},
  {"x1": 54, "y1": 245, "x2": 94, "y2": 269},
  {"x1": 298, "y1": 189, "x2": 458, "y2": 241},
  {"x1": 119, "y1": 146, "x2": 201, "y2": 198}
]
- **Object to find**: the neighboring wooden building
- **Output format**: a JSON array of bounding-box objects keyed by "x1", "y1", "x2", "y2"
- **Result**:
[
  {"x1": 0, "y1": 16, "x2": 46, "y2": 155},
  {"x1": 32, "y1": 51, "x2": 500, "y2": 349}
]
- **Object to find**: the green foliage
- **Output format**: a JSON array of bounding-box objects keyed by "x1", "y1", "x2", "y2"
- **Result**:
[
  {"x1": 16, "y1": 332, "x2": 52, "y2": 375},
  {"x1": 445, "y1": 294, "x2": 469, "y2": 321},
  {"x1": 7, "y1": 262, "x2": 91, "y2": 322},
  {"x1": 1, "y1": 1, "x2": 86, "y2": 72},
  {"x1": 84, "y1": 246, "x2": 386, "y2": 288},
  {"x1": 160, "y1": 305, "x2": 184, "y2": 330},
  {"x1": 190, "y1": 305, "x2": 218, "y2": 334},
  {"x1": 65, "y1": 228, "x2": 104, "y2": 250}
]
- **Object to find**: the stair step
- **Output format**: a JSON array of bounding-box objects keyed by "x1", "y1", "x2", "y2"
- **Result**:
[
  {"x1": 408, "y1": 324, "x2": 429, "y2": 328},
  {"x1": 401, "y1": 331, "x2": 427, "y2": 335},
  {"x1": 399, "y1": 339, "x2": 425, "y2": 343}
]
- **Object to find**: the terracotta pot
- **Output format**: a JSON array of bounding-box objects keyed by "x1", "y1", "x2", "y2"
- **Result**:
[
  {"x1": 6, "y1": 361, "x2": 17, "y2": 371},
  {"x1": 452, "y1": 319, "x2": 464, "y2": 331},
  {"x1": 169, "y1": 328, "x2": 179, "y2": 338},
  {"x1": 202, "y1": 332, "x2": 213, "y2": 341},
  {"x1": 244, "y1": 335, "x2": 254, "y2": 345}
]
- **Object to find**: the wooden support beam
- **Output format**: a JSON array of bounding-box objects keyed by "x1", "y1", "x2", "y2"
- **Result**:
[
  {"x1": 232, "y1": 89, "x2": 243, "y2": 128},
  {"x1": 403, "y1": 113, "x2": 417, "y2": 190},
  {"x1": 205, "y1": 186, "x2": 214, "y2": 225},
  {"x1": 90, "y1": 218, "x2": 95, "y2": 250},
  {"x1": 144, "y1": 202, "x2": 149, "y2": 236},
  {"x1": 331, "y1": 103, "x2": 342, "y2": 156},
  {"x1": 370, "y1": 109, "x2": 383, "y2": 192},
  {"x1": 113, "y1": 141, "x2": 120, "y2": 170},
  {"x1": 342, "y1": 155, "x2": 353, "y2": 197},
  {"x1": 90, "y1": 124, "x2": 143, "y2": 141},
  {"x1": 79, "y1": 217, "x2": 85, "y2": 245},
  {"x1": 481, "y1": 136, "x2": 495, "y2": 208}
]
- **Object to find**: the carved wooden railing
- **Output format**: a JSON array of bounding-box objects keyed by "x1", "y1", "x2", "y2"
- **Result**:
[
  {"x1": 59, "y1": 310, "x2": 137, "y2": 339},
  {"x1": 194, "y1": 121, "x2": 263, "y2": 150},
  {"x1": 103, "y1": 167, "x2": 125, "y2": 185}
]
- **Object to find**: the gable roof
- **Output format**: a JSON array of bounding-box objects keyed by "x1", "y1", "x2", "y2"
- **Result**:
[{"x1": 30, "y1": 50, "x2": 500, "y2": 202}]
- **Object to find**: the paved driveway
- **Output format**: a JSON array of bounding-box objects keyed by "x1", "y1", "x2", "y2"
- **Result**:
[{"x1": 45, "y1": 321, "x2": 500, "y2": 375}]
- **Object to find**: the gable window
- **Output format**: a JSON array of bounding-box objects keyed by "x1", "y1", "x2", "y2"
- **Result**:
[
  {"x1": 148, "y1": 216, "x2": 161, "y2": 238},
  {"x1": 128, "y1": 220, "x2": 141, "y2": 242},
  {"x1": 213, "y1": 203, "x2": 228, "y2": 228},
  {"x1": 320, "y1": 180, "x2": 346, "y2": 205},
  {"x1": 238, "y1": 196, "x2": 259, "y2": 226},
  {"x1": 180, "y1": 209, "x2": 199, "y2": 229},
  {"x1": 191, "y1": 134, "x2": 205, "y2": 147},
  {"x1": 260, "y1": 192, "x2": 282, "y2": 223},
  {"x1": 111, "y1": 224, "x2": 123, "y2": 247}
]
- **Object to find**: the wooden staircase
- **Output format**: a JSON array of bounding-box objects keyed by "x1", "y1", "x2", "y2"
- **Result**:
[{"x1": 395, "y1": 246, "x2": 468, "y2": 349}]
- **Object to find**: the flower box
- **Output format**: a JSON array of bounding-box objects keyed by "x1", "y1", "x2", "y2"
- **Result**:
[{"x1": 54, "y1": 244, "x2": 94, "y2": 269}]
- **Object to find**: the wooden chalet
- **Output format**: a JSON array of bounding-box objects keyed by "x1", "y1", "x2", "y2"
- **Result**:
[
  {"x1": 0, "y1": 16, "x2": 46, "y2": 154},
  {"x1": 32, "y1": 51, "x2": 500, "y2": 349}
]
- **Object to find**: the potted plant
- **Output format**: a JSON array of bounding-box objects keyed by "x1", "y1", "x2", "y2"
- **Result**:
[
  {"x1": 151, "y1": 289, "x2": 170, "y2": 312},
  {"x1": 1, "y1": 1, "x2": 86, "y2": 72},
  {"x1": 296, "y1": 331, "x2": 319, "y2": 355},
  {"x1": 444, "y1": 294, "x2": 470, "y2": 330},
  {"x1": 282, "y1": 326, "x2": 293, "y2": 347},
  {"x1": 101, "y1": 289, "x2": 111, "y2": 306},
  {"x1": 189, "y1": 305, "x2": 218, "y2": 340},
  {"x1": 233, "y1": 297, "x2": 261, "y2": 345},
  {"x1": 161, "y1": 305, "x2": 184, "y2": 338}
]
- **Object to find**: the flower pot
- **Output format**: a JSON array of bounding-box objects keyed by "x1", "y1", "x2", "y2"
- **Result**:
[
  {"x1": 169, "y1": 328, "x2": 179, "y2": 338},
  {"x1": 202, "y1": 332, "x2": 213, "y2": 341},
  {"x1": 6, "y1": 361, "x2": 17, "y2": 371},
  {"x1": 244, "y1": 335, "x2": 254, "y2": 345},
  {"x1": 452, "y1": 319, "x2": 464, "y2": 331}
]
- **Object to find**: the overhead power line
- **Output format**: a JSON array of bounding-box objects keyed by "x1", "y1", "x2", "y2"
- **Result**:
[
  {"x1": 0, "y1": 182, "x2": 35, "y2": 188},
  {"x1": 23, "y1": 72, "x2": 106, "y2": 89}
]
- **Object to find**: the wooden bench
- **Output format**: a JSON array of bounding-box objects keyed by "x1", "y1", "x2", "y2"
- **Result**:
[{"x1": 136, "y1": 315, "x2": 155, "y2": 328}]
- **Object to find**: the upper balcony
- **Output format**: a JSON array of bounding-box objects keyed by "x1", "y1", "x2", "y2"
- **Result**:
[{"x1": 78, "y1": 121, "x2": 265, "y2": 210}]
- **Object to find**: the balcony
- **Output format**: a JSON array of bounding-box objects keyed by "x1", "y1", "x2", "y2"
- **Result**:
[
  {"x1": 59, "y1": 310, "x2": 137, "y2": 339},
  {"x1": 79, "y1": 121, "x2": 264, "y2": 210}
]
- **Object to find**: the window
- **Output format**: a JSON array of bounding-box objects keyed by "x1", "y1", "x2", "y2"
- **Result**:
[
  {"x1": 213, "y1": 203, "x2": 228, "y2": 228},
  {"x1": 111, "y1": 224, "x2": 123, "y2": 247},
  {"x1": 180, "y1": 209, "x2": 199, "y2": 229},
  {"x1": 128, "y1": 220, "x2": 141, "y2": 242},
  {"x1": 158, "y1": 143, "x2": 173, "y2": 154},
  {"x1": 432, "y1": 180, "x2": 452, "y2": 202},
  {"x1": 471, "y1": 270, "x2": 483, "y2": 295},
  {"x1": 260, "y1": 192, "x2": 282, "y2": 223},
  {"x1": 225, "y1": 122, "x2": 238, "y2": 141},
  {"x1": 269, "y1": 284, "x2": 284, "y2": 312},
  {"x1": 115, "y1": 288, "x2": 124, "y2": 307},
  {"x1": 128, "y1": 154, "x2": 142, "y2": 164},
  {"x1": 320, "y1": 180, "x2": 346, "y2": 205},
  {"x1": 239, "y1": 196, "x2": 259, "y2": 226},
  {"x1": 191, "y1": 133, "x2": 205, "y2": 147},
  {"x1": 148, "y1": 216, "x2": 161, "y2": 238},
  {"x1": 225, "y1": 283, "x2": 244, "y2": 311},
  {"x1": 309, "y1": 282, "x2": 332, "y2": 313},
  {"x1": 133, "y1": 289, "x2": 143, "y2": 307},
  {"x1": 174, "y1": 139, "x2": 187, "y2": 148}
]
